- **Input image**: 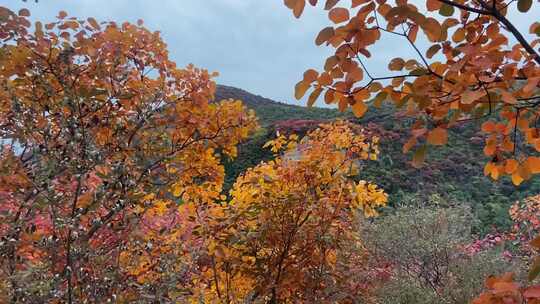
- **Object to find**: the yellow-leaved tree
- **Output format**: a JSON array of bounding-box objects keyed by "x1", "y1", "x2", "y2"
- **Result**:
[{"x1": 182, "y1": 121, "x2": 388, "y2": 303}]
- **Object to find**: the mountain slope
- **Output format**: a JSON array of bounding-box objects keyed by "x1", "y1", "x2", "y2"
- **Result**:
[
  {"x1": 215, "y1": 85, "x2": 540, "y2": 233},
  {"x1": 215, "y1": 85, "x2": 349, "y2": 125}
]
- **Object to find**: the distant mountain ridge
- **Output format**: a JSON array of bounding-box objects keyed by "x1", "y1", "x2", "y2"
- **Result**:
[
  {"x1": 215, "y1": 85, "x2": 290, "y2": 108},
  {"x1": 215, "y1": 85, "x2": 348, "y2": 126}
]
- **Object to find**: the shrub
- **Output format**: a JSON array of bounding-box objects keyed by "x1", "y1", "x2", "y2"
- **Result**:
[{"x1": 360, "y1": 204, "x2": 512, "y2": 304}]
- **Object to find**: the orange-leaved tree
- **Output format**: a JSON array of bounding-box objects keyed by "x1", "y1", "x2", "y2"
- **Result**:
[
  {"x1": 467, "y1": 195, "x2": 540, "y2": 303},
  {"x1": 284, "y1": 0, "x2": 540, "y2": 302},
  {"x1": 0, "y1": 7, "x2": 257, "y2": 303},
  {"x1": 284, "y1": 0, "x2": 540, "y2": 185},
  {"x1": 186, "y1": 121, "x2": 387, "y2": 303}
]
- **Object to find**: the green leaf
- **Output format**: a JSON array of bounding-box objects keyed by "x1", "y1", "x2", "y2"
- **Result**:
[
  {"x1": 412, "y1": 145, "x2": 427, "y2": 168},
  {"x1": 373, "y1": 91, "x2": 387, "y2": 108},
  {"x1": 409, "y1": 68, "x2": 427, "y2": 76},
  {"x1": 324, "y1": 0, "x2": 339, "y2": 10},
  {"x1": 518, "y1": 0, "x2": 532, "y2": 12},
  {"x1": 438, "y1": 3, "x2": 454, "y2": 16}
]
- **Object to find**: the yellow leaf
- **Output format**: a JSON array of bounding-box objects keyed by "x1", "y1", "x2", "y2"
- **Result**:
[
  {"x1": 491, "y1": 165, "x2": 501, "y2": 180},
  {"x1": 143, "y1": 193, "x2": 156, "y2": 201},
  {"x1": 153, "y1": 200, "x2": 168, "y2": 216},
  {"x1": 484, "y1": 162, "x2": 495, "y2": 176},
  {"x1": 172, "y1": 184, "x2": 183, "y2": 197},
  {"x1": 427, "y1": 127, "x2": 448, "y2": 145},
  {"x1": 512, "y1": 172, "x2": 524, "y2": 185},
  {"x1": 412, "y1": 146, "x2": 427, "y2": 168}
]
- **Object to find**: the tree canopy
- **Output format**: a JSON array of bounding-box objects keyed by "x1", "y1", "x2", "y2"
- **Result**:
[
  {"x1": 0, "y1": 8, "x2": 256, "y2": 302},
  {"x1": 285, "y1": 0, "x2": 540, "y2": 185}
]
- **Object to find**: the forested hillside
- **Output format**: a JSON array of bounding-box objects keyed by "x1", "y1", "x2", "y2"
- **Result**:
[{"x1": 217, "y1": 85, "x2": 540, "y2": 232}]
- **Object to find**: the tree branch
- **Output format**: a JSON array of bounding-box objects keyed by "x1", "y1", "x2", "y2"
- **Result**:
[{"x1": 436, "y1": 0, "x2": 492, "y2": 15}]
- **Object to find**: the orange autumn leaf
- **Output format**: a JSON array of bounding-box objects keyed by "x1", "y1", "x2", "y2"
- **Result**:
[
  {"x1": 427, "y1": 127, "x2": 448, "y2": 146},
  {"x1": 352, "y1": 101, "x2": 368, "y2": 117},
  {"x1": 328, "y1": 7, "x2": 349, "y2": 24},
  {"x1": 282, "y1": 0, "x2": 540, "y2": 185}
]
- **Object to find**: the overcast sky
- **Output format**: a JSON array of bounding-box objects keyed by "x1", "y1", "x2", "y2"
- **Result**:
[{"x1": 1, "y1": 0, "x2": 539, "y2": 107}]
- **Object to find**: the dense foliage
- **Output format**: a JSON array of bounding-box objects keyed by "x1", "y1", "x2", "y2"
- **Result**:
[
  {"x1": 2, "y1": 0, "x2": 540, "y2": 303},
  {"x1": 286, "y1": 0, "x2": 540, "y2": 184},
  {"x1": 284, "y1": 0, "x2": 540, "y2": 302},
  {"x1": 0, "y1": 8, "x2": 257, "y2": 302}
]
